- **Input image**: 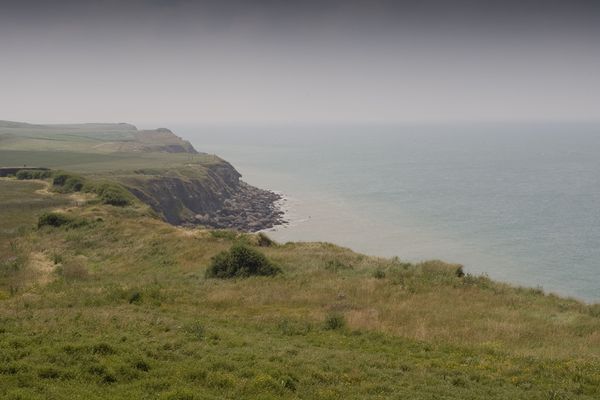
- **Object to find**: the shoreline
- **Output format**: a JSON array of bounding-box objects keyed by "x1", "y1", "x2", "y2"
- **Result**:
[{"x1": 188, "y1": 181, "x2": 288, "y2": 232}]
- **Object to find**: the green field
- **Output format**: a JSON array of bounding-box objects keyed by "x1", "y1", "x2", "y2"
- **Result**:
[
  {"x1": 0, "y1": 179, "x2": 598, "y2": 399},
  {"x1": 0, "y1": 120, "x2": 216, "y2": 177}
]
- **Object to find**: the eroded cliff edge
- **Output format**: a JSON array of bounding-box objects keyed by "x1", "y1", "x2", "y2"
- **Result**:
[{"x1": 117, "y1": 158, "x2": 285, "y2": 231}]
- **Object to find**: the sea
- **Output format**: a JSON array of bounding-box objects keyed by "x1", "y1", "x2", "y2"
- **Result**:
[{"x1": 173, "y1": 122, "x2": 600, "y2": 303}]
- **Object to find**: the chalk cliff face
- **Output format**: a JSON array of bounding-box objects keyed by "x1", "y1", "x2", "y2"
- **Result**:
[{"x1": 119, "y1": 160, "x2": 284, "y2": 231}]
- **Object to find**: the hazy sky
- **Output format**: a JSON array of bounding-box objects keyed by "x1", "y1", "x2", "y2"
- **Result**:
[{"x1": 1, "y1": 0, "x2": 599, "y2": 125}]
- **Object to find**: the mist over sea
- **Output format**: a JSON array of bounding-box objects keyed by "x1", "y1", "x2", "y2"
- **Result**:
[{"x1": 175, "y1": 122, "x2": 600, "y2": 302}]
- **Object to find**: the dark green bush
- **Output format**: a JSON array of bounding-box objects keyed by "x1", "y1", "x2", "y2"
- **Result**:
[
  {"x1": 38, "y1": 212, "x2": 73, "y2": 228},
  {"x1": 373, "y1": 269, "x2": 386, "y2": 279},
  {"x1": 455, "y1": 266, "x2": 465, "y2": 278},
  {"x1": 91, "y1": 343, "x2": 116, "y2": 355},
  {"x1": 15, "y1": 169, "x2": 51, "y2": 180},
  {"x1": 324, "y1": 313, "x2": 346, "y2": 331},
  {"x1": 205, "y1": 244, "x2": 281, "y2": 279},
  {"x1": 15, "y1": 170, "x2": 31, "y2": 180},
  {"x1": 92, "y1": 182, "x2": 133, "y2": 206},
  {"x1": 128, "y1": 291, "x2": 142, "y2": 304},
  {"x1": 53, "y1": 172, "x2": 85, "y2": 192},
  {"x1": 38, "y1": 212, "x2": 89, "y2": 229}
]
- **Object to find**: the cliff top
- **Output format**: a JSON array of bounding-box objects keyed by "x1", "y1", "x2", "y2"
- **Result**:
[{"x1": 0, "y1": 120, "x2": 197, "y2": 154}]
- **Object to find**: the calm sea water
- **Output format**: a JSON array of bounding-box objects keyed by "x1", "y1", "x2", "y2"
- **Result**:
[{"x1": 174, "y1": 122, "x2": 600, "y2": 302}]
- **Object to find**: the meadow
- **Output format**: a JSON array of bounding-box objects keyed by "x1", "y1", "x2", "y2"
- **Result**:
[{"x1": 0, "y1": 178, "x2": 598, "y2": 399}]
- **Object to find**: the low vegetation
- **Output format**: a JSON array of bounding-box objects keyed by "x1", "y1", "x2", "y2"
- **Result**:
[
  {"x1": 52, "y1": 171, "x2": 86, "y2": 192},
  {"x1": 85, "y1": 181, "x2": 134, "y2": 207},
  {"x1": 37, "y1": 212, "x2": 74, "y2": 228},
  {"x1": 37, "y1": 212, "x2": 91, "y2": 229},
  {"x1": 51, "y1": 171, "x2": 133, "y2": 206},
  {"x1": 206, "y1": 243, "x2": 281, "y2": 278},
  {"x1": 15, "y1": 169, "x2": 51, "y2": 180},
  {"x1": 0, "y1": 172, "x2": 599, "y2": 399}
]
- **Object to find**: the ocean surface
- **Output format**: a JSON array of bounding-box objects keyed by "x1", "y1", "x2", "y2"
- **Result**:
[{"x1": 174, "y1": 122, "x2": 600, "y2": 302}]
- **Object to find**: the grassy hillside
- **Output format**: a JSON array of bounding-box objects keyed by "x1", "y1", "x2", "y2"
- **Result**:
[
  {"x1": 0, "y1": 178, "x2": 598, "y2": 399},
  {"x1": 0, "y1": 121, "x2": 196, "y2": 154}
]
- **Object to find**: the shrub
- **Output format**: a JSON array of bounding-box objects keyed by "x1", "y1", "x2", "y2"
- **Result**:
[
  {"x1": 14, "y1": 170, "x2": 27, "y2": 180},
  {"x1": 373, "y1": 269, "x2": 386, "y2": 279},
  {"x1": 15, "y1": 169, "x2": 51, "y2": 180},
  {"x1": 128, "y1": 291, "x2": 142, "y2": 304},
  {"x1": 91, "y1": 343, "x2": 116, "y2": 355},
  {"x1": 205, "y1": 244, "x2": 281, "y2": 279},
  {"x1": 53, "y1": 172, "x2": 85, "y2": 192},
  {"x1": 90, "y1": 182, "x2": 133, "y2": 206},
  {"x1": 38, "y1": 212, "x2": 73, "y2": 228},
  {"x1": 133, "y1": 359, "x2": 150, "y2": 372},
  {"x1": 324, "y1": 313, "x2": 346, "y2": 330},
  {"x1": 38, "y1": 212, "x2": 89, "y2": 229}
]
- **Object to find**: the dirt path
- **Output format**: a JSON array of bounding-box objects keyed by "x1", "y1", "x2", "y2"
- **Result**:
[{"x1": 30, "y1": 178, "x2": 94, "y2": 205}]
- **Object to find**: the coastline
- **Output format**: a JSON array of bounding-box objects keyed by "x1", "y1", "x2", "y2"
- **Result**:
[
  {"x1": 181, "y1": 125, "x2": 600, "y2": 303},
  {"x1": 190, "y1": 182, "x2": 288, "y2": 232}
]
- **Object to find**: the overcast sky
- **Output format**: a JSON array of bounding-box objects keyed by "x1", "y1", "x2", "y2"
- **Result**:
[{"x1": 1, "y1": 0, "x2": 599, "y2": 125}]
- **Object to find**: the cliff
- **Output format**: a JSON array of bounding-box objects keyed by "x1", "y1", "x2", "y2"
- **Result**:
[
  {"x1": 118, "y1": 161, "x2": 284, "y2": 231},
  {"x1": 0, "y1": 120, "x2": 284, "y2": 231}
]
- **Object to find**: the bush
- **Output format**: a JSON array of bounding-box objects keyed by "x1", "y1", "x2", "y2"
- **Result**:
[
  {"x1": 38, "y1": 212, "x2": 73, "y2": 228},
  {"x1": 373, "y1": 269, "x2": 386, "y2": 279},
  {"x1": 324, "y1": 313, "x2": 346, "y2": 331},
  {"x1": 15, "y1": 169, "x2": 51, "y2": 180},
  {"x1": 205, "y1": 244, "x2": 281, "y2": 279},
  {"x1": 128, "y1": 291, "x2": 142, "y2": 304},
  {"x1": 91, "y1": 182, "x2": 133, "y2": 206},
  {"x1": 53, "y1": 172, "x2": 85, "y2": 192},
  {"x1": 52, "y1": 171, "x2": 133, "y2": 206},
  {"x1": 38, "y1": 212, "x2": 89, "y2": 229}
]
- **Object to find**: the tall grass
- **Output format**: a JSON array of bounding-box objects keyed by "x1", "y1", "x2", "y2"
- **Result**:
[{"x1": 0, "y1": 180, "x2": 598, "y2": 399}]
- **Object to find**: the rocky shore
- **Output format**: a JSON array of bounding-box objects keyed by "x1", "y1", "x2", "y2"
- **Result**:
[{"x1": 191, "y1": 182, "x2": 286, "y2": 232}]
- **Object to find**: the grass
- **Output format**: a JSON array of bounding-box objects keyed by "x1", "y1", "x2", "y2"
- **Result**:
[
  {"x1": 0, "y1": 180, "x2": 598, "y2": 399},
  {"x1": 0, "y1": 147, "x2": 229, "y2": 226}
]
